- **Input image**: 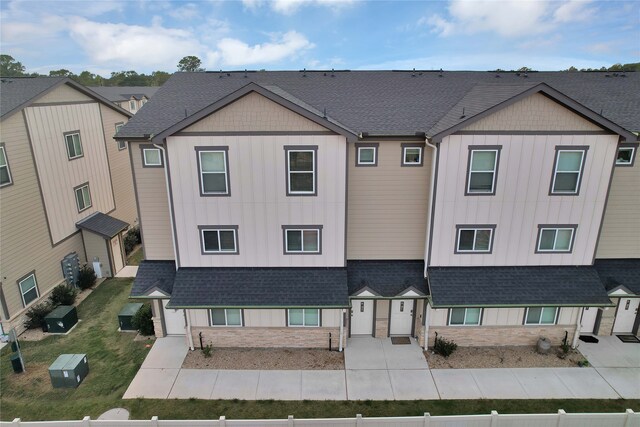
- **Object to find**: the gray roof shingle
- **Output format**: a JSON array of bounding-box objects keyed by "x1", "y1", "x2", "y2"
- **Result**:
[
  {"x1": 88, "y1": 86, "x2": 159, "y2": 102},
  {"x1": 347, "y1": 260, "x2": 428, "y2": 297},
  {"x1": 1, "y1": 76, "x2": 66, "y2": 118},
  {"x1": 594, "y1": 259, "x2": 640, "y2": 295},
  {"x1": 76, "y1": 212, "x2": 129, "y2": 239},
  {"x1": 428, "y1": 266, "x2": 612, "y2": 307},
  {"x1": 131, "y1": 260, "x2": 176, "y2": 297}
]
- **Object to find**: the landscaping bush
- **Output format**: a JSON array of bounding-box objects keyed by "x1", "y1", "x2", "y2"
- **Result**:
[
  {"x1": 123, "y1": 226, "x2": 142, "y2": 255},
  {"x1": 132, "y1": 303, "x2": 155, "y2": 336},
  {"x1": 76, "y1": 264, "x2": 97, "y2": 290},
  {"x1": 434, "y1": 334, "x2": 458, "y2": 358},
  {"x1": 49, "y1": 284, "x2": 77, "y2": 306},
  {"x1": 23, "y1": 302, "x2": 53, "y2": 330},
  {"x1": 202, "y1": 344, "x2": 213, "y2": 358}
]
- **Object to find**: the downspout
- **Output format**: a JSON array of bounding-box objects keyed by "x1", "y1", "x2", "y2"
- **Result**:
[
  {"x1": 423, "y1": 137, "x2": 437, "y2": 276},
  {"x1": 185, "y1": 309, "x2": 194, "y2": 351},
  {"x1": 423, "y1": 303, "x2": 430, "y2": 350},
  {"x1": 339, "y1": 309, "x2": 345, "y2": 352},
  {"x1": 572, "y1": 308, "x2": 582, "y2": 349}
]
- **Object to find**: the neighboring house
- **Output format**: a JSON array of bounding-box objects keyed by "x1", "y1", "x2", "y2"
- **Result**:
[
  {"x1": 116, "y1": 71, "x2": 639, "y2": 349},
  {"x1": 0, "y1": 77, "x2": 136, "y2": 334},
  {"x1": 88, "y1": 86, "x2": 159, "y2": 114}
]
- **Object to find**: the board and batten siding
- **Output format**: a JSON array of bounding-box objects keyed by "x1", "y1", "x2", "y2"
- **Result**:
[
  {"x1": 347, "y1": 141, "x2": 431, "y2": 259},
  {"x1": 428, "y1": 306, "x2": 580, "y2": 326},
  {"x1": 130, "y1": 142, "x2": 174, "y2": 260},
  {"x1": 24, "y1": 103, "x2": 115, "y2": 244},
  {"x1": 33, "y1": 82, "x2": 93, "y2": 105},
  {"x1": 189, "y1": 309, "x2": 341, "y2": 327},
  {"x1": 430, "y1": 133, "x2": 618, "y2": 266},
  {"x1": 167, "y1": 134, "x2": 346, "y2": 267}
]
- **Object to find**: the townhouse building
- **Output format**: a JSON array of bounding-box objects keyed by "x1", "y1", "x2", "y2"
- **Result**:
[
  {"x1": 0, "y1": 77, "x2": 136, "y2": 334},
  {"x1": 89, "y1": 86, "x2": 159, "y2": 114},
  {"x1": 117, "y1": 71, "x2": 639, "y2": 350}
]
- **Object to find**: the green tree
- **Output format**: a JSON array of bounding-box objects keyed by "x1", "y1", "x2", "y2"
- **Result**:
[
  {"x1": 566, "y1": 66, "x2": 578, "y2": 72},
  {"x1": 177, "y1": 55, "x2": 204, "y2": 72},
  {"x1": 517, "y1": 66, "x2": 533, "y2": 72},
  {"x1": 1, "y1": 54, "x2": 26, "y2": 76},
  {"x1": 74, "y1": 70, "x2": 103, "y2": 86},
  {"x1": 150, "y1": 70, "x2": 171, "y2": 85},
  {"x1": 49, "y1": 69, "x2": 74, "y2": 77}
]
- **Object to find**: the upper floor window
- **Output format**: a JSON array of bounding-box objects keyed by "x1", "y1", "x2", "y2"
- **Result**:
[
  {"x1": 196, "y1": 147, "x2": 230, "y2": 196},
  {"x1": 210, "y1": 309, "x2": 242, "y2": 326},
  {"x1": 356, "y1": 143, "x2": 378, "y2": 166},
  {"x1": 448, "y1": 308, "x2": 482, "y2": 326},
  {"x1": 283, "y1": 226, "x2": 321, "y2": 254},
  {"x1": 536, "y1": 225, "x2": 576, "y2": 253},
  {"x1": 199, "y1": 226, "x2": 238, "y2": 254},
  {"x1": 466, "y1": 146, "x2": 501, "y2": 195},
  {"x1": 402, "y1": 143, "x2": 423, "y2": 166},
  {"x1": 74, "y1": 183, "x2": 92, "y2": 212},
  {"x1": 18, "y1": 272, "x2": 39, "y2": 307},
  {"x1": 129, "y1": 100, "x2": 137, "y2": 111},
  {"x1": 286, "y1": 146, "x2": 317, "y2": 195},
  {"x1": 455, "y1": 225, "x2": 495, "y2": 254},
  {"x1": 115, "y1": 123, "x2": 126, "y2": 150},
  {"x1": 141, "y1": 98, "x2": 147, "y2": 106},
  {"x1": 143, "y1": 148, "x2": 162, "y2": 167},
  {"x1": 616, "y1": 143, "x2": 638, "y2": 167},
  {"x1": 288, "y1": 308, "x2": 320, "y2": 327},
  {"x1": 550, "y1": 147, "x2": 587, "y2": 195},
  {"x1": 0, "y1": 143, "x2": 13, "y2": 187},
  {"x1": 64, "y1": 131, "x2": 83, "y2": 160},
  {"x1": 525, "y1": 307, "x2": 558, "y2": 325}
]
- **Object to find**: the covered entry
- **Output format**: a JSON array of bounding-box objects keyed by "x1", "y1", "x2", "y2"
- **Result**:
[{"x1": 76, "y1": 212, "x2": 129, "y2": 277}]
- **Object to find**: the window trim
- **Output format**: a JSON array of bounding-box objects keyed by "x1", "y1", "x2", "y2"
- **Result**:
[
  {"x1": 282, "y1": 225, "x2": 323, "y2": 255},
  {"x1": 524, "y1": 307, "x2": 559, "y2": 325},
  {"x1": 454, "y1": 224, "x2": 496, "y2": 254},
  {"x1": 195, "y1": 146, "x2": 231, "y2": 197},
  {"x1": 615, "y1": 142, "x2": 639, "y2": 167},
  {"x1": 0, "y1": 143, "x2": 13, "y2": 188},
  {"x1": 447, "y1": 308, "x2": 483, "y2": 326},
  {"x1": 549, "y1": 146, "x2": 589, "y2": 196},
  {"x1": 355, "y1": 143, "x2": 379, "y2": 167},
  {"x1": 287, "y1": 308, "x2": 321, "y2": 327},
  {"x1": 465, "y1": 145, "x2": 502, "y2": 196},
  {"x1": 115, "y1": 123, "x2": 126, "y2": 151},
  {"x1": 209, "y1": 308, "x2": 243, "y2": 327},
  {"x1": 17, "y1": 271, "x2": 39, "y2": 308},
  {"x1": 284, "y1": 145, "x2": 318, "y2": 196},
  {"x1": 74, "y1": 182, "x2": 92, "y2": 213},
  {"x1": 535, "y1": 224, "x2": 577, "y2": 254},
  {"x1": 198, "y1": 225, "x2": 239, "y2": 255},
  {"x1": 140, "y1": 144, "x2": 163, "y2": 168},
  {"x1": 129, "y1": 99, "x2": 137, "y2": 111},
  {"x1": 401, "y1": 143, "x2": 424, "y2": 167},
  {"x1": 64, "y1": 130, "x2": 84, "y2": 161}
]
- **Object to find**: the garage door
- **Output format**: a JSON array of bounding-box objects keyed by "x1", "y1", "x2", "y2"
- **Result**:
[
  {"x1": 162, "y1": 300, "x2": 186, "y2": 335},
  {"x1": 351, "y1": 299, "x2": 374, "y2": 336}
]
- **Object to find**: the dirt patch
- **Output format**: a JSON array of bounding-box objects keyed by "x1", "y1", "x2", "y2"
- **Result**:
[
  {"x1": 183, "y1": 347, "x2": 345, "y2": 370},
  {"x1": 425, "y1": 346, "x2": 587, "y2": 369}
]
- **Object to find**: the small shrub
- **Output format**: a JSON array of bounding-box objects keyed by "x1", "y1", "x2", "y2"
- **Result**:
[
  {"x1": 49, "y1": 284, "x2": 77, "y2": 306},
  {"x1": 578, "y1": 359, "x2": 589, "y2": 367},
  {"x1": 76, "y1": 264, "x2": 97, "y2": 290},
  {"x1": 123, "y1": 226, "x2": 142, "y2": 255},
  {"x1": 434, "y1": 335, "x2": 458, "y2": 358},
  {"x1": 24, "y1": 302, "x2": 53, "y2": 330},
  {"x1": 202, "y1": 344, "x2": 213, "y2": 358},
  {"x1": 132, "y1": 303, "x2": 155, "y2": 336}
]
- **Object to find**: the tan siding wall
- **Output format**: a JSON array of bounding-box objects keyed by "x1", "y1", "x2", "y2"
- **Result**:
[
  {"x1": 34, "y1": 83, "x2": 93, "y2": 104},
  {"x1": 464, "y1": 93, "x2": 602, "y2": 131},
  {"x1": 183, "y1": 92, "x2": 327, "y2": 132},
  {"x1": 130, "y1": 142, "x2": 174, "y2": 260},
  {"x1": 429, "y1": 307, "x2": 579, "y2": 326},
  {"x1": 189, "y1": 309, "x2": 342, "y2": 328},
  {"x1": 81, "y1": 230, "x2": 111, "y2": 277},
  {"x1": 347, "y1": 141, "x2": 431, "y2": 259},
  {"x1": 24, "y1": 103, "x2": 115, "y2": 244},
  {"x1": 596, "y1": 162, "x2": 640, "y2": 258}
]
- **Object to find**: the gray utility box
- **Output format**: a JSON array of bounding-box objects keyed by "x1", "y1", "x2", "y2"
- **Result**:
[
  {"x1": 119, "y1": 303, "x2": 143, "y2": 331},
  {"x1": 45, "y1": 305, "x2": 78, "y2": 334},
  {"x1": 49, "y1": 354, "x2": 89, "y2": 388}
]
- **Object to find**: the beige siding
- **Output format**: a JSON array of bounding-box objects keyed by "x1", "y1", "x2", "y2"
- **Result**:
[
  {"x1": 81, "y1": 230, "x2": 112, "y2": 277},
  {"x1": 347, "y1": 141, "x2": 431, "y2": 259},
  {"x1": 429, "y1": 307, "x2": 579, "y2": 326},
  {"x1": 166, "y1": 134, "x2": 346, "y2": 267},
  {"x1": 464, "y1": 93, "x2": 602, "y2": 131},
  {"x1": 189, "y1": 309, "x2": 210, "y2": 327},
  {"x1": 130, "y1": 142, "x2": 174, "y2": 260},
  {"x1": 243, "y1": 309, "x2": 286, "y2": 327},
  {"x1": 321, "y1": 309, "x2": 342, "y2": 327},
  {"x1": 24, "y1": 103, "x2": 115, "y2": 244},
  {"x1": 596, "y1": 161, "x2": 640, "y2": 258},
  {"x1": 183, "y1": 92, "x2": 327, "y2": 132},
  {"x1": 430, "y1": 133, "x2": 618, "y2": 266},
  {"x1": 34, "y1": 83, "x2": 93, "y2": 104}
]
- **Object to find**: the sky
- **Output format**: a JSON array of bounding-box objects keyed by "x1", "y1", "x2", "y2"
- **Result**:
[{"x1": 1, "y1": 0, "x2": 638, "y2": 77}]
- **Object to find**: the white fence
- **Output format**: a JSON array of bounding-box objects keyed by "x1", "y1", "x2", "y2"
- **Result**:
[{"x1": 3, "y1": 410, "x2": 638, "y2": 427}]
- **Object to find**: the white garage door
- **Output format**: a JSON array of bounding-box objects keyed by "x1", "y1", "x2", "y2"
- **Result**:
[
  {"x1": 162, "y1": 300, "x2": 186, "y2": 335},
  {"x1": 351, "y1": 299, "x2": 374, "y2": 336}
]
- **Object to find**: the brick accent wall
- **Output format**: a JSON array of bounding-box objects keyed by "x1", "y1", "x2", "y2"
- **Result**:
[
  {"x1": 428, "y1": 324, "x2": 577, "y2": 347},
  {"x1": 375, "y1": 319, "x2": 388, "y2": 338},
  {"x1": 193, "y1": 326, "x2": 345, "y2": 349},
  {"x1": 416, "y1": 324, "x2": 426, "y2": 347}
]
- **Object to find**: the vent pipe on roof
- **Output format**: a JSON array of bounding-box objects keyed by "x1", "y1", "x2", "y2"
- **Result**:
[
  {"x1": 331, "y1": 68, "x2": 335, "y2": 77},
  {"x1": 460, "y1": 107, "x2": 466, "y2": 119},
  {"x1": 439, "y1": 68, "x2": 443, "y2": 77},
  {"x1": 302, "y1": 68, "x2": 307, "y2": 77},
  {"x1": 244, "y1": 69, "x2": 247, "y2": 78},
  {"x1": 412, "y1": 68, "x2": 416, "y2": 77},
  {"x1": 323, "y1": 108, "x2": 327, "y2": 119}
]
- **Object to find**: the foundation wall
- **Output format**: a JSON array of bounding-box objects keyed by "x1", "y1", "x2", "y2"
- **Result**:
[
  {"x1": 193, "y1": 326, "x2": 345, "y2": 350},
  {"x1": 428, "y1": 324, "x2": 577, "y2": 347}
]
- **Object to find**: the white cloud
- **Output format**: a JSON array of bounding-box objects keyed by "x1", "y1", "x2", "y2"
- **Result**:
[
  {"x1": 167, "y1": 3, "x2": 200, "y2": 21},
  {"x1": 242, "y1": 0, "x2": 355, "y2": 15},
  {"x1": 554, "y1": 0, "x2": 595, "y2": 23},
  {"x1": 216, "y1": 31, "x2": 314, "y2": 66}
]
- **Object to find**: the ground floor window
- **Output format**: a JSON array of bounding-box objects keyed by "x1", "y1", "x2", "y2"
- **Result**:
[
  {"x1": 448, "y1": 307, "x2": 482, "y2": 325},
  {"x1": 525, "y1": 307, "x2": 558, "y2": 325},
  {"x1": 18, "y1": 273, "x2": 39, "y2": 307},
  {"x1": 210, "y1": 308, "x2": 242, "y2": 326},
  {"x1": 288, "y1": 308, "x2": 320, "y2": 327}
]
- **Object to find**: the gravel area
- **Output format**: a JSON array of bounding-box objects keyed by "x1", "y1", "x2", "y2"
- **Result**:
[
  {"x1": 425, "y1": 346, "x2": 587, "y2": 369},
  {"x1": 183, "y1": 347, "x2": 345, "y2": 370}
]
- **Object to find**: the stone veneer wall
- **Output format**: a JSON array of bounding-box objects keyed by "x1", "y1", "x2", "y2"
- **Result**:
[
  {"x1": 193, "y1": 326, "x2": 346, "y2": 349},
  {"x1": 428, "y1": 324, "x2": 577, "y2": 347},
  {"x1": 375, "y1": 319, "x2": 388, "y2": 338},
  {"x1": 151, "y1": 299, "x2": 165, "y2": 338},
  {"x1": 597, "y1": 299, "x2": 617, "y2": 336}
]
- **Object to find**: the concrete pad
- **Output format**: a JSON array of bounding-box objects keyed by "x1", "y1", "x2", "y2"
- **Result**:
[
  {"x1": 210, "y1": 370, "x2": 260, "y2": 400},
  {"x1": 512, "y1": 368, "x2": 572, "y2": 398},
  {"x1": 388, "y1": 370, "x2": 439, "y2": 400},
  {"x1": 301, "y1": 370, "x2": 347, "y2": 400},
  {"x1": 470, "y1": 369, "x2": 528, "y2": 399},
  {"x1": 346, "y1": 369, "x2": 394, "y2": 400},
  {"x1": 115, "y1": 266, "x2": 138, "y2": 278},
  {"x1": 141, "y1": 337, "x2": 188, "y2": 369},
  {"x1": 431, "y1": 369, "x2": 482, "y2": 399},
  {"x1": 552, "y1": 368, "x2": 619, "y2": 399},
  {"x1": 596, "y1": 368, "x2": 640, "y2": 399},
  {"x1": 98, "y1": 408, "x2": 129, "y2": 420},
  {"x1": 382, "y1": 339, "x2": 429, "y2": 370},
  {"x1": 345, "y1": 338, "x2": 387, "y2": 370},
  {"x1": 255, "y1": 370, "x2": 302, "y2": 400},
  {"x1": 122, "y1": 368, "x2": 179, "y2": 399},
  {"x1": 578, "y1": 336, "x2": 640, "y2": 368},
  {"x1": 168, "y1": 369, "x2": 218, "y2": 399}
]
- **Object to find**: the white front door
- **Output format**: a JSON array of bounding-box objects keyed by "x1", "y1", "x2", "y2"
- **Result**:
[
  {"x1": 580, "y1": 307, "x2": 599, "y2": 334},
  {"x1": 110, "y1": 236, "x2": 124, "y2": 274},
  {"x1": 351, "y1": 299, "x2": 374, "y2": 336},
  {"x1": 162, "y1": 300, "x2": 186, "y2": 335},
  {"x1": 613, "y1": 298, "x2": 640, "y2": 334},
  {"x1": 389, "y1": 299, "x2": 413, "y2": 336}
]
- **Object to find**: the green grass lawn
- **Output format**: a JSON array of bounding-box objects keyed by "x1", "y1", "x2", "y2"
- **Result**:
[
  {"x1": 127, "y1": 246, "x2": 144, "y2": 266},
  {"x1": 1, "y1": 279, "x2": 638, "y2": 421}
]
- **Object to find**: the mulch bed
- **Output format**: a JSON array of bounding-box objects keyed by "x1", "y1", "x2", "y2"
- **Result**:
[{"x1": 183, "y1": 347, "x2": 345, "y2": 370}]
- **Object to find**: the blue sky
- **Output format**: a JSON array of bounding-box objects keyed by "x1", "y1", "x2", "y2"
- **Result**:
[{"x1": 1, "y1": 0, "x2": 638, "y2": 76}]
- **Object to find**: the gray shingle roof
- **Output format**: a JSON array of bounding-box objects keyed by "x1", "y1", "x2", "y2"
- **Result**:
[
  {"x1": 168, "y1": 267, "x2": 348, "y2": 308},
  {"x1": 428, "y1": 266, "x2": 612, "y2": 307},
  {"x1": 594, "y1": 259, "x2": 640, "y2": 295},
  {"x1": 1, "y1": 76, "x2": 66, "y2": 118},
  {"x1": 347, "y1": 260, "x2": 428, "y2": 297},
  {"x1": 76, "y1": 212, "x2": 129, "y2": 239},
  {"x1": 118, "y1": 71, "x2": 640, "y2": 140},
  {"x1": 131, "y1": 260, "x2": 176, "y2": 297},
  {"x1": 88, "y1": 86, "x2": 159, "y2": 102}
]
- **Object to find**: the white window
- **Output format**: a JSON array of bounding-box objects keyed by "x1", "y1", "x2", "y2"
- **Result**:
[
  {"x1": 448, "y1": 308, "x2": 482, "y2": 326},
  {"x1": 65, "y1": 132, "x2": 83, "y2": 160},
  {"x1": 403, "y1": 146, "x2": 422, "y2": 165},
  {"x1": 210, "y1": 309, "x2": 242, "y2": 326},
  {"x1": 115, "y1": 123, "x2": 126, "y2": 150},
  {"x1": 456, "y1": 227, "x2": 494, "y2": 253},
  {"x1": 201, "y1": 228, "x2": 237, "y2": 253},
  {"x1": 198, "y1": 150, "x2": 228, "y2": 194},
  {"x1": 129, "y1": 100, "x2": 137, "y2": 111},
  {"x1": 537, "y1": 227, "x2": 575, "y2": 252},
  {"x1": 287, "y1": 149, "x2": 316, "y2": 194},
  {"x1": 288, "y1": 308, "x2": 319, "y2": 327},
  {"x1": 19, "y1": 273, "x2": 39, "y2": 307},
  {"x1": 143, "y1": 148, "x2": 162, "y2": 166},
  {"x1": 285, "y1": 228, "x2": 320, "y2": 253},
  {"x1": 141, "y1": 98, "x2": 147, "y2": 106},
  {"x1": 467, "y1": 149, "x2": 499, "y2": 194},
  {"x1": 525, "y1": 307, "x2": 558, "y2": 325},
  {"x1": 0, "y1": 144, "x2": 12, "y2": 187},
  {"x1": 357, "y1": 146, "x2": 376, "y2": 165},
  {"x1": 616, "y1": 146, "x2": 635, "y2": 165},
  {"x1": 75, "y1": 184, "x2": 92, "y2": 212},
  {"x1": 551, "y1": 150, "x2": 585, "y2": 194}
]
